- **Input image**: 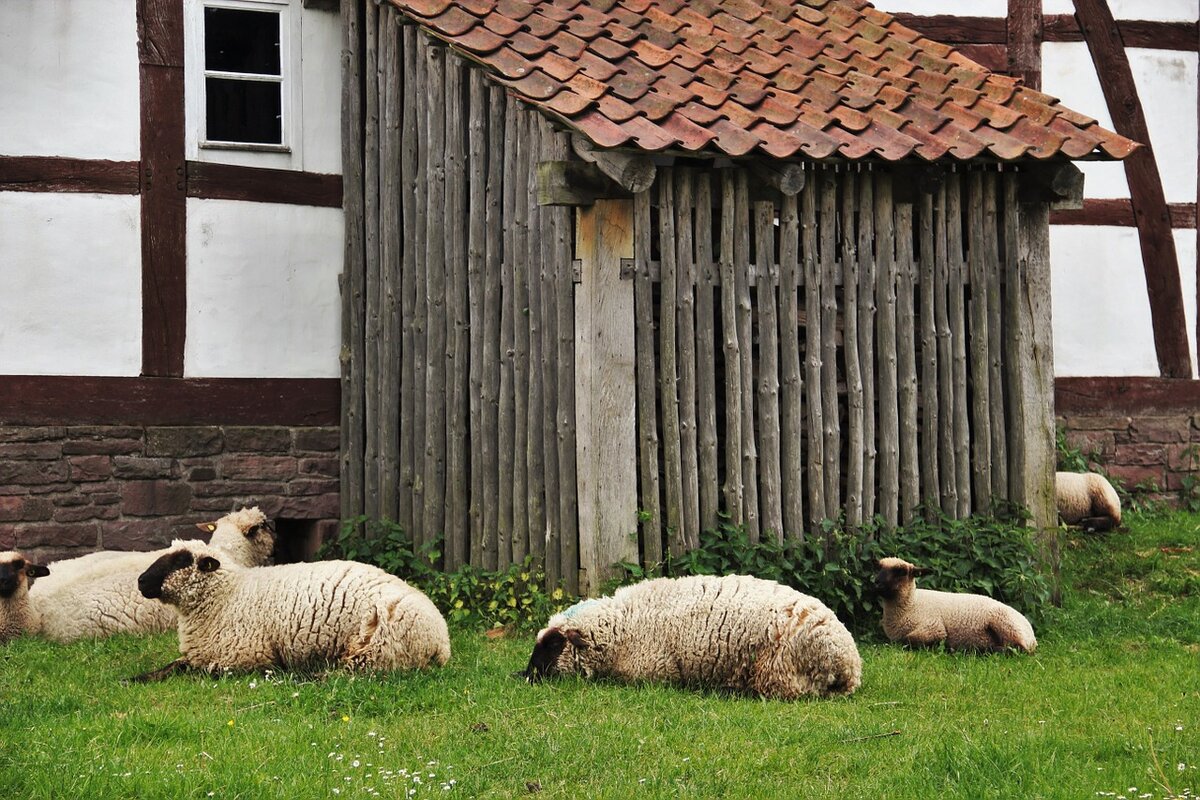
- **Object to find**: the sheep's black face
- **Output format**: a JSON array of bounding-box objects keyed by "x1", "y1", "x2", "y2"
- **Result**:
[
  {"x1": 873, "y1": 565, "x2": 910, "y2": 599},
  {"x1": 0, "y1": 559, "x2": 24, "y2": 598},
  {"x1": 139, "y1": 550, "x2": 195, "y2": 600}
]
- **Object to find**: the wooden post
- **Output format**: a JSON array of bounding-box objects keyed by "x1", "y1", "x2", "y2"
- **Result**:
[
  {"x1": 983, "y1": 173, "x2": 1008, "y2": 501},
  {"x1": 444, "y1": 54, "x2": 469, "y2": 569},
  {"x1": 378, "y1": 10, "x2": 401, "y2": 524},
  {"x1": 918, "y1": 191, "x2": 940, "y2": 514},
  {"x1": 896, "y1": 201, "x2": 919, "y2": 522},
  {"x1": 409, "y1": 33, "x2": 429, "y2": 546},
  {"x1": 553, "y1": 136, "x2": 579, "y2": 593},
  {"x1": 857, "y1": 172, "x2": 877, "y2": 522},
  {"x1": 363, "y1": 0, "x2": 381, "y2": 523},
  {"x1": 694, "y1": 175, "x2": 720, "y2": 535},
  {"x1": 875, "y1": 172, "x2": 899, "y2": 527},
  {"x1": 466, "y1": 68, "x2": 486, "y2": 566},
  {"x1": 575, "y1": 199, "x2": 638, "y2": 596},
  {"x1": 818, "y1": 172, "x2": 841, "y2": 519},
  {"x1": 480, "y1": 82, "x2": 505, "y2": 570},
  {"x1": 633, "y1": 188, "x2": 662, "y2": 567},
  {"x1": 967, "y1": 172, "x2": 992, "y2": 512},
  {"x1": 421, "y1": 43, "x2": 447, "y2": 550},
  {"x1": 719, "y1": 172, "x2": 743, "y2": 527},
  {"x1": 660, "y1": 171, "x2": 686, "y2": 555},
  {"x1": 779, "y1": 192, "x2": 804, "y2": 538},
  {"x1": 933, "y1": 185, "x2": 958, "y2": 516},
  {"x1": 734, "y1": 171, "x2": 759, "y2": 542},
  {"x1": 802, "y1": 175, "x2": 825, "y2": 530},
  {"x1": 398, "y1": 24, "x2": 418, "y2": 535},
  {"x1": 538, "y1": 119, "x2": 563, "y2": 588},
  {"x1": 842, "y1": 172, "x2": 864, "y2": 529},
  {"x1": 676, "y1": 171, "x2": 700, "y2": 551},
  {"x1": 947, "y1": 174, "x2": 971, "y2": 517},
  {"x1": 755, "y1": 199, "x2": 783, "y2": 543}
]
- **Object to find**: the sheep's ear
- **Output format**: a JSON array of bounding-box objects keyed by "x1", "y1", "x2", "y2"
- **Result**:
[
  {"x1": 563, "y1": 629, "x2": 589, "y2": 650},
  {"x1": 196, "y1": 522, "x2": 217, "y2": 533},
  {"x1": 26, "y1": 564, "x2": 50, "y2": 579},
  {"x1": 198, "y1": 556, "x2": 221, "y2": 573},
  {"x1": 910, "y1": 565, "x2": 931, "y2": 576}
]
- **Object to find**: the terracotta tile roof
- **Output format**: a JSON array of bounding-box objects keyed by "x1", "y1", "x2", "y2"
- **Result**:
[{"x1": 387, "y1": 0, "x2": 1139, "y2": 162}]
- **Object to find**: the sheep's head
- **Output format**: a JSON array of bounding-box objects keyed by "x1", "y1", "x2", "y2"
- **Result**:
[
  {"x1": 0, "y1": 551, "x2": 48, "y2": 599},
  {"x1": 522, "y1": 626, "x2": 592, "y2": 683},
  {"x1": 199, "y1": 506, "x2": 277, "y2": 567},
  {"x1": 795, "y1": 620, "x2": 863, "y2": 698},
  {"x1": 138, "y1": 545, "x2": 223, "y2": 608},
  {"x1": 873, "y1": 557, "x2": 930, "y2": 600}
]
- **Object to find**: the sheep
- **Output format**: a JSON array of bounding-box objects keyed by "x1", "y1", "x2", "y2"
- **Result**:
[
  {"x1": 1056, "y1": 471, "x2": 1122, "y2": 532},
  {"x1": 0, "y1": 551, "x2": 49, "y2": 643},
  {"x1": 131, "y1": 541, "x2": 450, "y2": 680},
  {"x1": 30, "y1": 507, "x2": 278, "y2": 642},
  {"x1": 522, "y1": 574, "x2": 862, "y2": 700},
  {"x1": 874, "y1": 557, "x2": 1037, "y2": 653}
]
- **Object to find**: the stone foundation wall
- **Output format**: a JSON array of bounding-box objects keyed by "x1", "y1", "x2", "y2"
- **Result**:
[
  {"x1": 1056, "y1": 413, "x2": 1199, "y2": 499},
  {"x1": 0, "y1": 424, "x2": 341, "y2": 562}
]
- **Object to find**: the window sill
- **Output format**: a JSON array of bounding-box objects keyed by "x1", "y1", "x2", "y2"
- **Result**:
[{"x1": 201, "y1": 140, "x2": 292, "y2": 154}]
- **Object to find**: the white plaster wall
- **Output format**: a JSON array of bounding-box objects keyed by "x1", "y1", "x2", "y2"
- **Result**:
[
  {"x1": 1051, "y1": 225, "x2": 1198, "y2": 376},
  {"x1": 0, "y1": 0, "x2": 140, "y2": 160},
  {"x1": 875, "y1": 0, "x2": 1007, "y2": 15},
  {"x1": 299, "y1": 7, "x2": 343, "y2": 175},
  {"x1": 185, "y1": 199, "x2": 343, "y2": 377},
  {"x1": 0, "y1": 192, "x2": 142, "y2": 376},
  {"x1": 1043, "y1": 0, "x2": 1198, "y2": 20}
]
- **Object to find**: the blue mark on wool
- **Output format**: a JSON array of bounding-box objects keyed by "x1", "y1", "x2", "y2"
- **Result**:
[{"x1": 560, "y1": 598, "x2": 600, "y2": 620}]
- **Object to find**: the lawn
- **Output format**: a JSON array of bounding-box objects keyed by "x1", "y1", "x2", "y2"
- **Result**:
[{"x1": 1, "y1": 514, "x2": 1197, "y2": 799}]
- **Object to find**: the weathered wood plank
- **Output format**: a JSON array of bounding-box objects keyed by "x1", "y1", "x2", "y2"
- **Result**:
[
  {"x1": 444, "y1": 54, "x2": 469, "y2": 569},
  {"x1": 947, "y1": 174, "x2": 972, "y2": 517},
  {"x1": 857, "y1": 171, "x2": 877, "y2": 523},
  {"x1": 933, "y1": 184, "x2": 958, "y2": 516},
  {"x1": 511, "y1": 108, "x2": 531, "y2": 564},
  {"x1": 896, "y1": 201, "x2": 919, "y2": 522},
  {"x1": 875, "y1": 172, "x2": 899, "y2": 527},
  {"x1": 779, "y1": 192, "x2": 804, "y2": 539},
  {"x1": 480, "y1": 81, "x2": 505, "y2": 569},
  {"x1": 918, "y1": 191, "x2": 940, "y2": 513},
  {"x1": 719, "y1": 172, "x2": 744, "y2": 527},
  {"x1": 1002, "y1": 175, "x2": 1025, "y2": 505},
  {"x1": 467, "y1": 67, "x2": 487, "y2": 566},
  {"x1": 818, "y1": 172, "x2": 841, "y2": 520},
  {"x1": 398, "y1": 24, "x2": 418, "y2": 534},
  {"x1": 634, "y1": 187, "x2": 663, "y2": 567},
  {"x1": 553, "y1": 128, "x2": 580, "y2": 593},
  {"x1": 378, "y1": 10, "x2": 402, "y2": 524},
  {"x1": 496, "y1": 93, "x2": 516, "y2": 569},
  {"x1": 539, "y1": 119, "x2": 563, "y2": 587},
  {"x1": 340, "y1": 0, "x2": 365, "y2": 522},
  {"x1": 967, "y1": 172, "x2": 992, "y2": 512},
  {"x1": 526, "y1": 117, "x2": 547, "y2": 569},
  {"x1": 363, "y1": 0, "x2": 380, "y2": 522},
  {"x1": 660, "y1": 171, "x2": 686, "y2": 556},
  {"x1": 802, "y1": 175, "x2": 826, "y2": 529},
  {"x1": 842, "y1": 173, "x2": 864, "y2": 529},
  {"x1": 734, "y1": 170, "x2": 760, "y2": 542},
  {"x1": 694, "y1": 174, "x2": 720, "y2": 535},
  {"x1": 755, "y1": 200, "x2": 783, "y2": 542},
  {"x1": 676, "y1": 171, "x2": 701, "y2": 552},
  {"x1": 409, "y1": 34, "x2": 429, "y2": 545},
  {"x1": 984, "y1": 172, "x2": 1008, "y2": 502}
]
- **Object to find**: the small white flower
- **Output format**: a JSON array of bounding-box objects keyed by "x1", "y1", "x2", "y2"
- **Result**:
[
  {"x1": 353, "y1": 760, "x2": 361, "y2": 768},
  {"x1": 248, "y1": 681, "x2": 258, "y2": 689},
  {"x1": 1177, "y1": 725, "x2": 1185, "y2": 732},
  {"x1": 332, "y1": 790, "x2": 340, "y2": 796},
  {"x1": 1180, "y1": 764, "x2": 1188, "y2": 771},
  {"x1": 368, "y1": 731, "x2": 378, "y2": 738}
]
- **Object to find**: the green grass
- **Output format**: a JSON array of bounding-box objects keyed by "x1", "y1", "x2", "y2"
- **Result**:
[{"x1": 2, "y1": 515, "x2": 1198, "y2": 799}]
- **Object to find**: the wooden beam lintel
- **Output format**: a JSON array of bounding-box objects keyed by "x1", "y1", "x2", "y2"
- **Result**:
[{"x1": 537, "y1": 160, "x2": 631, "y2": 206}]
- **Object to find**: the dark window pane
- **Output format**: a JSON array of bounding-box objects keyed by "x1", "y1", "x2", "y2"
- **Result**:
[
  {"x1": 205, "y1": 8, "x2": 280, "y2": 75},
  {"x1": 206, "y1": 78, "x2": 282, "y2": 144}
]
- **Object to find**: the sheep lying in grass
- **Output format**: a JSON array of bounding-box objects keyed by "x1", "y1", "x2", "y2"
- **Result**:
[
  {"x1": 131, "y1": 541, "x2": 450, "y2": 680},
  {"x1": 31, "y1": 507, "x2": 277, "y2": 642},
  {"x1": 874, "y1": 557, "x2": 1037, "y2": 653},
  {"x1": 523, "y1": 574, "x2": 861, "y2": 699},
  {"x1": 0, "y1": 551, "x2": 49, "y2": 643},
  {"x1": 1056, "y1": 471, "x2": 1122, "y2": 532}
]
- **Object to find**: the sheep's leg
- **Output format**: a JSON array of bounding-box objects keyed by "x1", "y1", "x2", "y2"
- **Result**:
[
  {"x1": 127, "y1": 658, "x2": 191, "y2": 683},
  {"x1": 1079, "y1": 515, "x2": 1116, "y2": 532},
  {"x1": 902, "y1": 619, "x2": 947, "y2": 648}
]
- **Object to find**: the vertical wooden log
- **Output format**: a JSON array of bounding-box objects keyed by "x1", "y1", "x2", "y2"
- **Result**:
[
  {"x1": 719, "y1": 172, "x2": 743, "y2": 525},
  {"x1": 398, "y1": 24, "x2": 418, "y2": 534},
  {"x1": 421, "y1": 43, "x2": 447, "y2": 552},
  {"x1": 934, "y1": 184, "x2": 958, "y2": 515},
  {"x1": 525, "y1": 118, "x2": 546, "y2": 568},
  {"x1": 1002, "y1": 175, "x2": 1025, "y2": 505},
  {"x1": 660, "y1": 171, "x2": 686, "y2": 555},
  {"x1": 694, "y1": 174, "x2": 720, "y2": 535},
  {"x1": 818, "y1": 171, "x2": 841, "y2": 519},
  {"x1": 967, "y1": 171, "x2": 992, "y2": 512},
  {"x1": 480, "y1": 82, "x2": 504, "y2": 569},
  {"x1": 755, "y1": 200, "x2": 783, "y2": 542},
  {"x1": 857, "y1": 172, "x2": 877, "y2": 522},
  {"x1": 802, "y1": 175, "x2": 826, "y2": 529},
  {"x1": 778, "y1": 192, "x2": 804, "y2": 538},
  {"x1": 896, "y1": 201, "x2": 919, "y2": 522},
  {"x1": 842, "y1": 172, "x2": 864, "y2": 529},
  {"x1": 409, "y1": 35, "x2": 429, "y2": 546},
  {"x1": 634, "y1": 187, "x2": 662, "y2": 567},
  {"x1": 339, "y1": 0, "x2": 365, "y2": 524},
  {"x1": 467, "y1": 68, "x2": 486, "y2": 565},
  {"x1": 947, "y1": 174, "x2": 972, "y2": 517},
  {"x1": 734, "y1": 171, "x2": 760, "y2": 542},
  {"x1": 379, "y1": 11, "x2": 401, "y2": 523},
  {"x1": 539, "y1": 119, "x2": 562, "y2": 587},
  {"x1": 444, "y1": 54, "x2": 469, "y2": 570},
  {"x1": 554, "y1": 129, "x2": 579, "y2": 593},
  {"x1": 496, "y1": 95, "x2": 516, "y2": 568},
  {"x1": 575, "y1": 200, "x2": 638, "y2": 595},
  {"x1": 984, "y1": 172, "x2": 1008, "y2": 501},
  {"x1": 676, "y1": 171, "x2": 700, "y2": 551},
  {"x1": 875, "y1": 172, "x2": 899, "y2": 527},
  {"x1": 511, "y1": 108, "x2": 530, "y2": 564},
  {"x1": 363, "y1": 0, "x2": 381, "y2": 522},
  {"x1": 918, "y1": 191, "x2": 941, "y2": 513}
]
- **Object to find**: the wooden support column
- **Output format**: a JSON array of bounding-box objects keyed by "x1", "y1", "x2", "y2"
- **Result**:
[{"x1": 575, "y1": 200, "x2": 638, "y2": 596}]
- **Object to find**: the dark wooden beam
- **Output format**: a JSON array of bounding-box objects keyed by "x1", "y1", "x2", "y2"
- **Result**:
[
  {"x1": 1007, "y1": 0, "x2": 1043, "y2": 90},
  {"x1": 186, "y1": 161, "x2": 344, "y2": 207},
  {"x1": 1056, "y1": 376, "x2": 1200, "y2": 415},
  {"x1": 537, "y1": 161, "x2": 631, "y2": 206},
  {"x1": 893, "y1": 14, "x2": 1006, "y2": 44},
  {"x1": 895, "y1": 13, "x2": 1198, "y2": 52},
  {"x1": 138, "y1": 0, "x2": 187, "y2": 378},
  {"x1": 0, "y1": 376, "x2": 339, "y2": 426},
  {"x1": 0, "y1": 157, "x2": 140, "y2": 194},
  {"x1": 1050, "y1": 199, "x2": 1197, "y2": 228},
  {"x1": 1073, "y1": 0, "x2": 1193, "y2": 378}
]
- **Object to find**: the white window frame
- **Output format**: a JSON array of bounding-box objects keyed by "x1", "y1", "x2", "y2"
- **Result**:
[{"x1": 185, "y1": 0, "x2": 305, "y2": 168}]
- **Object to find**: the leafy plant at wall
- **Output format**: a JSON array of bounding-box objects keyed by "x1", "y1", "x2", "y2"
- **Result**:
[{"x1": 320, "y1": 517, "x2": 572, "y2": 630}]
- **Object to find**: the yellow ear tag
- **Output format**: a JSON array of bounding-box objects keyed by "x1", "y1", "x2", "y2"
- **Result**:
[{"x1": 207, "y1": 524, "x2": 216, "y2": 532}]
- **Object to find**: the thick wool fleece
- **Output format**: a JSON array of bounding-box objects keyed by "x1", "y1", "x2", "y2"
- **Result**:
[
  {"x1": 527, "y1": 574, "x2": 861, "y2": 699},
  {"x1": 31, "y1": 507, "x2": 277, "y2": 642},
  {"x1": 0, "y1": 551, "x2": 46, "y2": 643},
  {"x1": 1056, "y1": 471, "x2": 1122, "y2": 531},
  {"x1": 144, "y1": 543, "x2": 450, "y2": 673},
  {"x1": 876, "y1": 557, "x2": 1037, "y2": 653}
]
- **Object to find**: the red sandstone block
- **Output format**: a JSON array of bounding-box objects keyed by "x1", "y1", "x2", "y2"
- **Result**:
[
  {"x1": 222, "y1": 455, "x2": 297, "y2": 481},
  {"x1": 0, "y1": 441, "x2": 65, "y2": 459},
  {"x1": 54, "y1": 504, "x2": 119, "y2": 523},
  {"x1": 61, "y1": 438, "x2": 143, "y2": 456},
  {"x1": 1060, "y1": 415, "x2": 1132, "y2": 432},
  {"x1": 146, "y1": 427, "x2": 224, "y2": 458},
  {"x1": 298, "y1": 457, "x2": 339, "y2": 478},
  {"x1": 87, "y1": 492, "x2": 121, "y2": 506},
  {"x1": 293, "y1": 427, "x2": 340, "y2": 452},
  {"x1": 275, "y1": 493, "x2": 340, "y2": 519},
  {"x1": 66, "y1": 426, "x2": 143, "y2": 439},
  {"x1": 1112, "y1": 443, "x2": 1168, "y2": 467},
  {"x1": 0, "y1": 460, "x2": 70, "y2": 485},
  {"x1": 100, "y1": 518, "x2": 175, "y2": 551},
  {"x1": 1062, "y1": 431, "x2": 1114, "y2": 460},
  {"x1": 193, "y1": 481, "x2": 288, "y2": 498},
  {"x1": 0, "y1": 427, "x2": 66, "y2": 443},
  {"x1": 0, "y1": 495, "x2": 54, "y2": 522},
  {"x1": 121, "y1": 480, "x2": 194, "y2": 517},
  {"x1": 1130, "y1": 416, "x2": 1190, "y2": 444},
  {"x1": 288, "y1": 479, "x2": 340, "y2": 496},
  {"x1": 0, "y1": 526, "x2": 14, "y2": 548},
  {"x1": 188, "y1": 466, "x2": 218, "y2": 482},
  {"x1": 68, "y1": 455, "x2": 113, "y2": 482},
  {"x1": 223, "y1": 427, "x2": 292, "y2": 453},
  {"x1": 1106, "y1": 464, "x2": 1163, "y2": 490},
  {"x1": 112, "y1": 456, "x2": 176, "y2": 480},
  {"x1": 15, "y1": 522, "x2": 100, "y2": 549}
]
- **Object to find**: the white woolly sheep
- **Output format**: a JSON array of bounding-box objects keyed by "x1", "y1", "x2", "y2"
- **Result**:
[
  {"x1": 1056, "y1": 471, "x2": 1122, "y2": 532},
  {"x1": 0, "y1": 551, "x2": 49, "y2": 643},
  {"x1": 523, "y1": 574, "x2": 862, "y2": 700},
  {"x1": 30, "y1": 507, "x2": 278, "y2": 643},
  {"x1": 874, "y1": 557, "x2": 1037, "y2": 653},
  {"x1": 131, "y1": 541, "x2": 450, "y2": 680}
]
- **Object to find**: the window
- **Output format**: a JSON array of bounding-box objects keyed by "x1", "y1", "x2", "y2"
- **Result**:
[{"x1": 203, "y1": 7, "x2": 283, "y2": 145}]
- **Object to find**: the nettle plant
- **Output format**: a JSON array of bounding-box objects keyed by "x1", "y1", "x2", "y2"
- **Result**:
[{"x1": 320, "y1": 518, "x2": 572, "y2": 630}]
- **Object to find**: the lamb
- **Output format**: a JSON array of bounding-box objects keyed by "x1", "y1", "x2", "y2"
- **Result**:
[
  {"x1": 30, "y1": 507, "x2": 278, "y2": 642},
  {"x1": 131, "y1": 541, "x2": 451, "y2": 680},
  {"x1": 522, "y1": 574, "x2": 862, "y2": 700},
  {"x1": 0, "y1": 551, "x2": 49, "y2": 643},
  {"x1": 1056, "y1": 471, "x2": 1122, "y2": 532},
  {"x1": 874, "y1": 557, "x2": 1037, "y2": 653}
]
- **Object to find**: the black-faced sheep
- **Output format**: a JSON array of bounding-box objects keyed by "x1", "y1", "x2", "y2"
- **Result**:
[
  {"x1": 874, "y1": 557, "x2": 1037, "y2": 653},
  {"x1": 0, "y1": 551, "x2": 49, "y2": 643},
  {"x1": 1056, "y1": 471, "x2": 1122, "y2": 532},
  {"x1": 131, "y1": 541, "x2": 450, "y2": 680},
  {"x1": 31, "y1": 507, "x2": 278, "y2": 642},
  {"x1": 523, "y1": 574, "x2": 862, "y2": 699}
]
